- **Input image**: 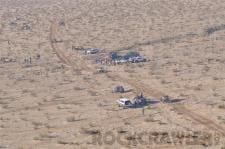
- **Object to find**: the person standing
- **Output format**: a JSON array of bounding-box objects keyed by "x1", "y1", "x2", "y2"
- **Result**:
[{"x1": 142, "y1": 108, "x2": 145, "y2": 116}]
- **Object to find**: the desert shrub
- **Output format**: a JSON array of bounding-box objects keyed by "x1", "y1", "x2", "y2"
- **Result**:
[
  {"x1": 73, "y1": 86, "x2": 84, "y2": 90},
  {"x1": 144, "y1": 117, "x2": 155, "y2": 122},
  {"x1": 88, "y1": 90, "x2": 97, "y2": 96},
  {"x1": 80, "y1": 127, "x2": 100, "y2": 135},
  {"x1": 218, "y1": 105, "x2": 225, "y2": 109},
  {"x1": 66, "y1": 116, "x2": 77, "y2": 122}
]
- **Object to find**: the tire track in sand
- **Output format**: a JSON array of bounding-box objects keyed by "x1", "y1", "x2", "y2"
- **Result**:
[
  {"x1": 174, "y1": 105, "x2": 225, "y2": 136},
  {"x1": 50, "y1": 21, "x2": 72, "y2": 65},
  {"x1": 50, "y1": 19, "x2": 97, "y2": 72}
]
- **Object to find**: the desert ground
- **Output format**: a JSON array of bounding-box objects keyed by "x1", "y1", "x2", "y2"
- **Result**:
[{"x1": 0, "y1": 0, "x2": 225, "y2": 148}]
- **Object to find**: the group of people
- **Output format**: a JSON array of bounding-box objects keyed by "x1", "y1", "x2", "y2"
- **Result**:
[{"x1": 24, "y1": 54, "x2": 40, "y2": 64}]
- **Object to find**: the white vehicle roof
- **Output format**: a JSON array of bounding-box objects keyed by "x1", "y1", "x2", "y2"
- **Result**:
[
  {"x1": 88, "y1": 48, "x2": 98, "y2": 51},
  {"x1": 118, "y1": 98, "x2": 130, "y2": 102}
]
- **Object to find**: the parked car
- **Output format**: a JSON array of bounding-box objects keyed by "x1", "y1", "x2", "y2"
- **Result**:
[
  {"x1": 115, "y1": 59, "x2": 128, "y2": 64},
  {"x1": 113, "y1": 85, "x2": 125, "y2": 93},
  {"x1": 96, "y1": 67, "x2": 107, "y2": 73},
  {"x1": 86, "y1": 48, "x2": 99, "y2": 54},
  {"x1": 160, "y1": 96, "x2": 171, "y2": 103},
  {"x1": 123, "y1": 51, "x2": 140, "y2": 60},
  {"x1": 128, "y1": 56, "x2": 146, "y2": 63}
]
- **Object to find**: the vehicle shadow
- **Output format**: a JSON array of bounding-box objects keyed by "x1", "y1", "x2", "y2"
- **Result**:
[
  {"x1": 129, "y1": 99, "x2": 160, "y2": 109},
  {"x1": 169, "y1": 98, "x2": 186, "y2": 103},
  {"x1": 129, "y1": 98, "x2": 186, "y2": 109},
  {"x1": 124, "y1": 89, "x2": 133, "y2": 93}
]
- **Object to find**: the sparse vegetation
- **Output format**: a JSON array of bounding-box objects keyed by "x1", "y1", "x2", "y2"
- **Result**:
[
  {"x1": 1, "y1": 0, "x2": 225, "y2": 148},
  {"x1": 218, "y1": 105, "x2": 225, "y2": 109},
  {"x1": 88, "y1": 90, "x2": 97, "y2": 96},
  {"x1": 144, "y1": 117, "x2": 155, "y2": 122},
  {"x1": 66, "y1": 116, "x2": 77, "y2": 122},
  {"x1": 73, "y1": 86, "x2": 84, "y2": 91},
  {"x1": 80, "y1": 127, "x2": 100, "y2": 135},
  {"x1": 33, "y1": 133, "x2": 58, "y2": 141},
  {"x1": 57, "y1": 139, "x2": 74, "y2": 145}
]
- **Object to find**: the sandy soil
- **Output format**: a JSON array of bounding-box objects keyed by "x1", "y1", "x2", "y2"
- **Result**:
[{"x1": 0, "y1": 0, "x2": 225, "y2": 148}]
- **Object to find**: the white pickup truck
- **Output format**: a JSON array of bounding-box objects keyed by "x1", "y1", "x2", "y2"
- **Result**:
[
  {"x1": 117, "y1": 95, "x2": 147, "y2": 108},
  {"x1": 116, "y1": 98, "x2": 133, "y2": 108}
]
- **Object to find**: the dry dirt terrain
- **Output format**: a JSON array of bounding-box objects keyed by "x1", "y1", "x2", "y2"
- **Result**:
[{"x1": 1, "y1": 0, "x2": 225, "y2": 148}]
